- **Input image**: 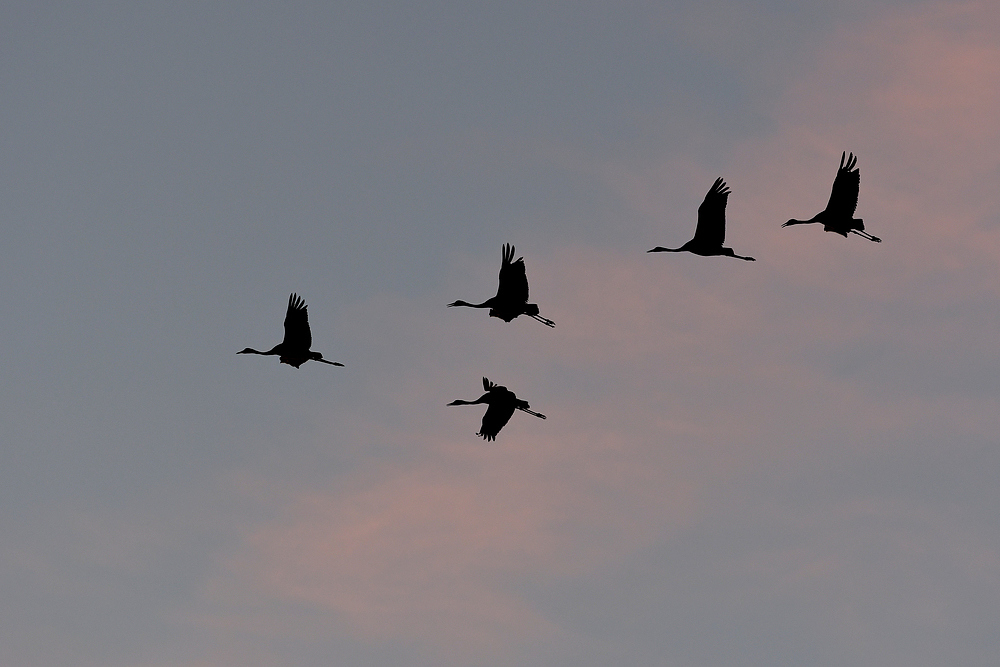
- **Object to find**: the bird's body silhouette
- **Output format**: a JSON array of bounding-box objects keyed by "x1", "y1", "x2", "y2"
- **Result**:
[
  {"x1": 448, "y1": 244, "x2": 555, "y2": 327},
  {"x1": 447, "y1": 377, "x2": 546, "y2": 441},
  {"x1": 648, "y1": 178, "x2": 755, "y2": 261},
  {"x1": 238, "y1": 293, "x2": 344, "y2": 369},
  {"x1": 782, "y1": 152, "x2": 881, "y2": 242}
]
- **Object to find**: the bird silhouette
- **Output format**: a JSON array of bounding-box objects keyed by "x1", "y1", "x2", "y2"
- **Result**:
[
  {"x1": 447, "y1": 377, "x2": 546, "y2": 441},
  {"x1": 238, "y1": 293, "x2": 344, "y2": 368},
  {"x1": 448, "y1": 243, "x2": 555, "y2": 327},
  {"x1": 648, "y1": 177, "x2": 755, "y2": 261},
  {"x1": 782, "y1": 152, "x2": 881, "y2": 242}
]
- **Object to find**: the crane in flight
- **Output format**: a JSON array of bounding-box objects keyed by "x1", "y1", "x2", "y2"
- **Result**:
[
  {"x1": 238, "y1": 293, "x2": 344, "y2": 369},
  {"x1": 448, "y1": 377, "x2": 546, "y2": 441},
  {"x1": 448, "y1": 243, "x2": 555, "y2": 327},
  {"x1": 648, "y1": 177, "x2": 755, "y2": 261},
  {"x1": 782, "y1": 152, "x2": 880, "y2": 242}
]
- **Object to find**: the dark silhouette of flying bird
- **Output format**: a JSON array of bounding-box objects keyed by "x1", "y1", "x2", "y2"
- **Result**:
[
  {"x1": 648, "y1": 178, "x2": 755, "y2": 261},
  {"x1": 448, "y1": 243, "x2": 555, "y2": 327},
  {"x1": 782, "y1": 152, "x2": 880, "y2": 242},
  {"x1": 238, "y1": 293, "x2": 344, "y2": 369},
  {"x1": 447, "y1": 377, "x2": 546, "y2": 441}
]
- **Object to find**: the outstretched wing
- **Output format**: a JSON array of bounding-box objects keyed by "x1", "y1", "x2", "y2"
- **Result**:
[
  {"x1": 479, "y1": 401, "x2": 516, "y2": 441},
  {"x1": 478, "y1": 382, "x2": 516, "y2": 441},
  {"x1": 692, "y1": 177, "x2": 730, "y2": 248},
  {"x1": 282, "y1": 293, "x2": 312, "y2": 351},
  {"x1": 496, "y1": 243, "x2": 529, "y2": 304},
  {"x1": 826, "y1": 152, "x2": 860, "y2": 218}
]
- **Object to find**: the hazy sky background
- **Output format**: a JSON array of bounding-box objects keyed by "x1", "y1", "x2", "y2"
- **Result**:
[{"x1": 2, "y1": 1, "x2": 1000, "y2": 665}]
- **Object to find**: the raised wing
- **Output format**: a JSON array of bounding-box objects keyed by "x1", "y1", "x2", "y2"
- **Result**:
[
  {"x1": 282, "y1": 293, "x2": 312, "y2": 351},
  {"x1": 496, "y1": 243, "x2": 529, "y2": 304},
  {"x1": 692, "y1": 177, "x2": 730, "y2": 248},
  {"x1": 826, "y1": 152, "x2": 860, "y2": 218}
]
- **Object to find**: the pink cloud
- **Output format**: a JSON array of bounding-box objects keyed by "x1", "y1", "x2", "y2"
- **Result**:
[
  {"x1": 220, "y1": 423, "x2": 698, "y2": 661},
  {"x1": 209, "y1": 2, "x2": 1000, "y2": 661}
]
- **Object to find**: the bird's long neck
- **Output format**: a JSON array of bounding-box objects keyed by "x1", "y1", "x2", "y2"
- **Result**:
[
  {"x1": 238, "y1": 347, "x2": 277, "y2": 356},
  {"x1": 448, "y1": 393, "x2": 490, "y2": 406},
  {"x1": 784, "y1": 214, "x2": 822, "y2": 227},
  {"x1": 647, "y1": 246, "x2": 684, "y2": 253},
  {"x1": 448, "y1": 300, "x2": 491, "y2": 309}
]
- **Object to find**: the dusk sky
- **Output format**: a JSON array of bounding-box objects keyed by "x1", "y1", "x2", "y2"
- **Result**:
[{"x1": 2, "y1": 1, "x2": 1000, "y2": 665}]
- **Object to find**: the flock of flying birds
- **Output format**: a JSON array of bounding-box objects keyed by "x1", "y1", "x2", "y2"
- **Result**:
[{"x1": 240, "y1": 151, "x2": 879, "y2": 441}]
